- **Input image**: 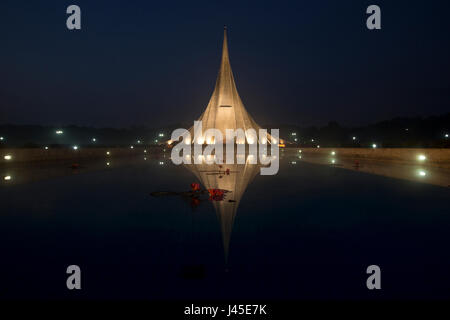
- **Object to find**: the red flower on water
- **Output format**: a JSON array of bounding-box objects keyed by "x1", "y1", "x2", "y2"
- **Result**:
[
  {"x1": 208, "y1": 189, "x2": 225, "y2": 201},
  {"x1": 190, "y1": 183, "x2": 200, "y2": 191}
]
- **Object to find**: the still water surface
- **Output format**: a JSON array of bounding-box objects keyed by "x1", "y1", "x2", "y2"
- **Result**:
[{"x1": 1, "y1": 152, "x2": 449, "y2": 299}]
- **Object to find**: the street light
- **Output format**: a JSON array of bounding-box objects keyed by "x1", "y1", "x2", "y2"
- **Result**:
[{"x1": 417, "y1": 154, "x2": 426, "y2": 161}]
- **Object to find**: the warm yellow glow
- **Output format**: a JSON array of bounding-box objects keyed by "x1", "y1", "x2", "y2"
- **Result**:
[
  {"x1": 331, "y1": 151, "x2": 336, "y2": 155},
  {"x1": 418, "y1": 170, "x2": 426, "y2": 177},
  {"x1": 106, "y1": 162, "x2": 110, "y2": 166},
  {"x1": 372, "y1": 144, "x2": 377, "y2": 149},
  {"x1": 167, "y1": 140, "x2": 173, "y2": 145},
  {"x1": 106, "y1": 151, "x2": 110, "y2": 155},
  {"x1": 246, "y1": 137, "x2": 255, "y2": 144},
  {"x1": 261, "y1": 137, "x2": 267, "y2": 145},
  {"x1": 298, "y1": 150, "x2": 302, "y2": 153},
  {"x1": 4, "y1": 175, "x2": 11, "y2": 181},
  {"x1": 144, "y1": 150, "x2": 147, "y2": 153},
  {"x1": 197, "y1": 137, "x2": 205, "y2": 144},
  {"x1": 279, "y1": 143, "x2": 286, "y2": 148},
  {"x1": 4, "y1": 155, "x2": 12, "y2": 160},
  {"x1": 197, "y1": 155, "x2": 204, "y2": 163},
  {"x1": 331, "y1": 159, "x2": 336, "y2": 164},
  {"x1": 317, "y1": 145, "x2": 320, "y2": 148},
  {"x1": 417, "y1": 154, "x2": 426, "y2": 161}
]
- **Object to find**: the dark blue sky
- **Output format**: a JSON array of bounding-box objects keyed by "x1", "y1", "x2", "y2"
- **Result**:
[{"x1": 1, "y1": 0, "x2": 449, "y2": 127}]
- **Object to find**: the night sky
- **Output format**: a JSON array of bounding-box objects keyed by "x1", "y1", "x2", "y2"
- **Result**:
[{"x1": 1, "y1": 0, "x2": 449, "y2": 127}]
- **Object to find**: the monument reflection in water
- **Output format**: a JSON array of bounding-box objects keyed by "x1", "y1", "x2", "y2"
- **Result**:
[{"x1": 184, "y1": 157, "x2": 260, "y2": 262}]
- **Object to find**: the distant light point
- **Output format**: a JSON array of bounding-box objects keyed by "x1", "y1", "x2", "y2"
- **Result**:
[
  {"x1": 72, "y1": 145, "x2": 78, "y2": 150},
  {"x1": 417, "y1": 154, "x2": 427, "y2": 161},
  {"x1": 418, "y1": 170, "x2": 427, "y2": 177},
  {"x1": 56, "y1": 130, "x2": 63, "y2": 135},
  {"x1": 372, "y1": 144, "x2": 377, "y2": 149},
  {"x1": 4, "y1": 175, "x2": 11, "y2": 181},
  {"x1": 4, "y1": 155, "x2": 12, "y2": 160}
]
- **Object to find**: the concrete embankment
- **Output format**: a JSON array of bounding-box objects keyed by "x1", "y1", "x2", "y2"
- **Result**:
[
  {"x1": 0, "y1": 147, "x2": 161, "y2": 165},
  {"x1": 287, "y1": 148, "x2": 450, "y2": 169},
  {"x1": 2, "y1": 147, "x2": 450, "y2": 169}
]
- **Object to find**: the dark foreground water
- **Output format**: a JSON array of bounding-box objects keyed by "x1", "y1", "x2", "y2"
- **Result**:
[{"x1": 1, "y1": 153, "x2": 449, "y2": 300}]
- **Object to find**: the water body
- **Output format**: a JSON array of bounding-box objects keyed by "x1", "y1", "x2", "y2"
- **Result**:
[{"x1": 0, "y1": 152, "x2": 449, "y2": 300}]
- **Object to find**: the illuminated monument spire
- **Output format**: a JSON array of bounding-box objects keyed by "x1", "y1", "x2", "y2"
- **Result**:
[{"x1": 193, "y1": 26, "x2": 267, "y2": 144}]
